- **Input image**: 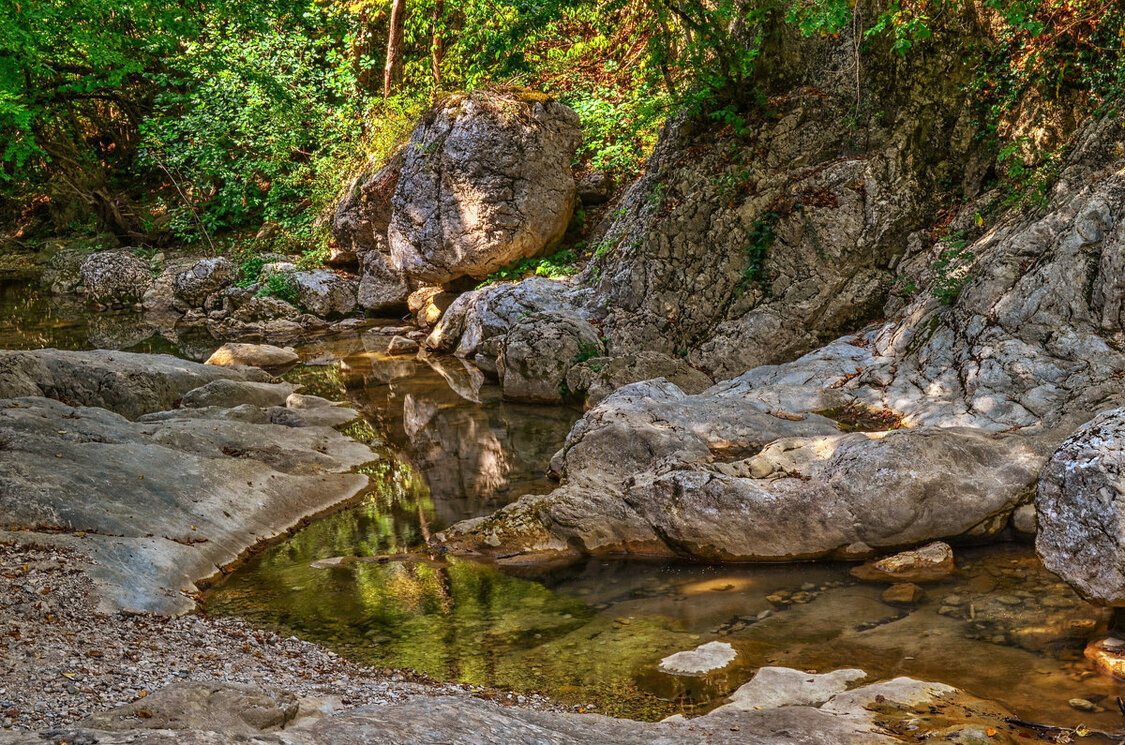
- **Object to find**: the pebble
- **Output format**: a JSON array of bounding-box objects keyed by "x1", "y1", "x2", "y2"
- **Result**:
[{"x1": 1068, "y1": 698, "x2": 1099, "y2": 712}]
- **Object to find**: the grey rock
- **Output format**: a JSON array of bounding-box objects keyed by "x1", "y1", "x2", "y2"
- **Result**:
[
  {"x1": 356, "y1": 250, "x2": 409, "y2": 312},
  {"x1": 80, "y1": 682, "x2": 299, "y2": 733},
  {"x1": 565, "y1": 351, "x2": 712, "y2": 406},
  {"x1": 173, "y1": 258, "x2": 237, "y2": 308},
  {"x1": 498, "y1": 311, "x2": 603, "y2": 403},
  {"x1": 388, "y1": 93, "x2": 581, "y2": 285},
  {"x1": 1037, "y1": 408, "x2": 1125, "y2": 604},
  {"x1": 0, "y1": 348, "x2": 265, "y2": 420},
  {"x1": 576, "y1": 171, "x2": 612, "y2": 205},
  {"x1": 80, "y1": 250, "x2": 154, "y2": 306},
  {"x1": 181, "y1": 379, "x2": 300, "y2": 409},
  {"x1": 331, "y1": 149, "x2": 405, "y2": 259},
  {"x1": 42, "y1": 247, "x2": 95, "y2": 295},
  {"x1": 292, "y1": 269, "x2": 357, "y2": 318}
]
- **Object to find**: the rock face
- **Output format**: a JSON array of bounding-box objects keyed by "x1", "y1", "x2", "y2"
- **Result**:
[
  {"x1": 1037, "y1": 408, "x2": 1125, "y2": 605},
  {"x1": 331, "y1": 149, "x2": 405, "y2": 260},
  {"x1": 357, "y1": 250, "x2": 409, "y2": 311},
  {"x1": 0, "y1": 350, "x2": 370, "y2": 614},
  {"x1": 79, "y1": 250, "x2": 154, "y2": 305},
  {"x1": 565, "y1": 351, "x2": 712, "y2": 406},
  {"x1": 434, "y1": 111, "x2": 1125, "y2": 567}
]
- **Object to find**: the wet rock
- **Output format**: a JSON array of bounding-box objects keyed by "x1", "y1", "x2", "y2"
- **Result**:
[
  {"x1": 386, "y1": 336, "x2": 419, "y2": 356},
  {"x1": 80, "y1": 681, "x2": 299, "y2": 733},
  {"x1": 882, "y1": 583, "x2": 925, "y2": 605},
  {"x1": 710, "y1": 667, "x2": 865, "y2": 712},
  {"x1": 1068, "y1": 697, "x2": 1099, "y2": 712},
  {"x1": 173, "y1": 257, "x2": 237, "y2": 308},
  {"x1": 388, "y1": 93, "x2": 581, "y2": 285},
  {"x1": 1084, "y1": 636, "x2": 1125, "y2": 679},
  {"x1": 205, "y1": 343, "x2": 298, "y2": 370},
  {"x1": 79, "y1": 250, "x2": 154, "y2": 306},
  {"x1": 657, "y1": 641, "x2": 737, "y2": 675},
  {"x1": 292, "y1": 269, "x2": 358, "y2": 317},
  {"x1": 852, "y1": 543, "x2": 956, "y2": 584},
  {"x1": 1037, "y1": 408, "x2": 1125, "y2": 605},
  {"x1": 498, "y1": 311, "x2": 604, "y2": 403}
]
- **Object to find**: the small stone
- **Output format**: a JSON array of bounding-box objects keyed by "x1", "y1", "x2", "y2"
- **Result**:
[
  {"x1": 851, "y1": 542, "x2": 956, "y2": 584},
  {"x1": 1068, "y1": 698, "x2": 1098, "y2": 712},
  {"x1": 994, "y1": 595, "x2": 1022, "y2": 606},
  {"x1": 882, "y1": 583, "x2": 925, "y2": 605}
]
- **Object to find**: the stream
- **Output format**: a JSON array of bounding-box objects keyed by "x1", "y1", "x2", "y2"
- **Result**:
[{"x1": 3, "y1": 278, "x2": 1124, "y2": 729}]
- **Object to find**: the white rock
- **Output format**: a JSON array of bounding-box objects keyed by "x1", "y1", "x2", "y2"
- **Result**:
[{"x1": 658, "y1": 641, "x2": 737, "y2": 676}]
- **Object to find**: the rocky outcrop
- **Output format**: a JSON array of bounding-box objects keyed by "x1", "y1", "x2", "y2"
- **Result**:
[
  {"x1": 0, "y1": 350, "x2": 369, "y2": 614},
  {"x1": 79, "y1": 250, "x2": 153, "y2": 306},
  {"x1": 2, "y1": 668, "x2": 1026, "y2": 745},
  {"x1": 1036, "y1": 408, "x2": 1125, "y2": 605},
  {"x1": 435, "y1": 111, "x2": 1125, "y2": 565},
  {"x1": 565, "y1": 350, "x2": 712, "y2": 406}
]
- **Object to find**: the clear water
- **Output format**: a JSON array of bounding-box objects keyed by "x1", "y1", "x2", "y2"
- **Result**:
[{"x1": 4, "y1": 278, "x2": 1124, "y2": 731}]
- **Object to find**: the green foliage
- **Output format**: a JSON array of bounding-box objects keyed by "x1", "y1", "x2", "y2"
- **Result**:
[
  {"x1": 572, "y1": 341, "x2": 602, "y2": 365},
  {"x1": 932, "y1": 232, "x2": 976, "y2": 305},
  {"x1": 740, "y1": 211, "x2": 778, "y2": 290},
  {"x1": 478, "y1": 249, "x2": 580, "y2": 287},
  {"x1": 255, "y1": 268, "x2": 300, "y2": 305},
  {"x1": 235, "y1": 257, "x2": 266, "y2": 288}
]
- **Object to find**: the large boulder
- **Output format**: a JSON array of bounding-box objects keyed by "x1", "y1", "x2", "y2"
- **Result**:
[
  {"x1": 388, "y1": 92, "x2": 581, "y2": 285},
  {"x1": 498, "y1": 311, "x2": 604, "y2": 403},
  {"x1": 1037, "y1": 408, "x2": 1125, "y2": 605},
  {"x1": 292, "y1": 269, "x2": 358, "y2": 317},
  {"x1": 172, "y1": 257, "x2": 237, "y2": 308},
  {"x1": 79, "y1": 250, "x2": 153, "y2": 306}
]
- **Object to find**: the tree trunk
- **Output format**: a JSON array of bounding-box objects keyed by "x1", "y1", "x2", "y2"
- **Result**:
[
  {"x1": 383, "y1": 0, "x2": 407, "y2": 98},
  {"x1": 431, "y1": 0, "x2": 445, "y2": 87}
]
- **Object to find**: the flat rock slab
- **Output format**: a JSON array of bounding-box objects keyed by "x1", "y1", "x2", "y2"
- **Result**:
[
  {"x1": 0, "y1": 350, "x2": 373, "y2": 615},
  {"x1": 0, "y1": 348, "x2": 267, "y2": 419},
  {"x1": 81, "y1": 682, "x2": 299, "y2": 733},
  {"x1": 711, "y1": 667, "x2": 866, "y2": 712},
  {"x1": 658, "y1": 641, "x2": 737, "y2": 675}
]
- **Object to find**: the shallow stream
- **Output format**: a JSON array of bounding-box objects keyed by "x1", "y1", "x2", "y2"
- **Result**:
[{"x1": 3, "y1": 279, "x2": 1125, "y2": 730}]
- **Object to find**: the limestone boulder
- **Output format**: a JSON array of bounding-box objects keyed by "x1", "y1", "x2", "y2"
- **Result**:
[
  {"x1": 292, "y1": 269, "x2": 357, "y2": 317},
  {"x1": 388, "y1": 93, "x2": 581, "y2": 285},
  {"x1": 205, "y1": 343, "x2": 298, "y2": 370},
  {"x1": 356, "y1": 250, "x2": 409, "y2": 313},
  {"x1": 1037, "y1": 408, "x2": 1125, "y2": 604},
  {"x1": 79, "y1": 250, "x2": 153, "y2": 306},
  {"x1": 565, "y1": 350, "x2": 712, "y2": 406},
  {"x1": 173, "y1": 257, "x2": 237, "y2": 308}
]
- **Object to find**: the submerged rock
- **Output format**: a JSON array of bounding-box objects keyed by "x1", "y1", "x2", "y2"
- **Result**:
[
  {"x1": 657, "y1": 641, "x2": 737, "y2": 676},
  {"x1": 853, "y1": 542, "x2": 956, "y2": 584}
]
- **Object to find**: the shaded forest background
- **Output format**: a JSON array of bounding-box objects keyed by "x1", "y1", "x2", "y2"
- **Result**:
[{"x1": 2, "y1": 0, "x2": 1124, "y2": 262}]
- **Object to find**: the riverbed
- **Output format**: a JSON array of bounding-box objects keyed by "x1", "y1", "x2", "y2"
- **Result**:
[{"x1": 3, "y1": 278, "x2": 1124, "y2": 731}]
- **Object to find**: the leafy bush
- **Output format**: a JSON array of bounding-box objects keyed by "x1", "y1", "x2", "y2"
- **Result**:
[
  {"x1": 478, "y1": 249, "x2": 581, "y2": 287},
  {"x1": 255, "y1": 269, "x2": 300, "y2": 305}
]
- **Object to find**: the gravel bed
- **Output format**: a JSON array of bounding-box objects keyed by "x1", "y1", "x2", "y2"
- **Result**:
[{"x1": 0, "y1": 541, "x2": 554, "y2": 731}]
